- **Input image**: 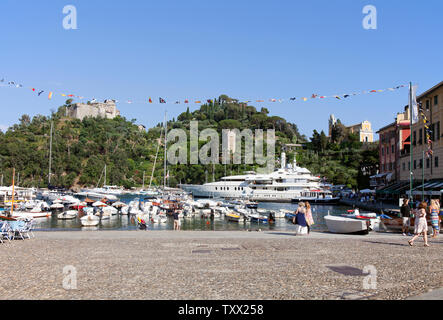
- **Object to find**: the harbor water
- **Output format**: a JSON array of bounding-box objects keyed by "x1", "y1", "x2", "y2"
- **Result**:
[{"x1": 31, "y1": 194, "x2": 356, "y2": 232}]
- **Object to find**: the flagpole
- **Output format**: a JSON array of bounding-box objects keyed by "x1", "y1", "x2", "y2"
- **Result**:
[
  {"x1": 163, "y1": 110, "x2": 167, "y2": 195},
  {"x1": 409, "y1": 82, "x2": 413, "y2": 206},
  {"x1": 421, "y1": 150, "x2": 425, "y2": 201}
]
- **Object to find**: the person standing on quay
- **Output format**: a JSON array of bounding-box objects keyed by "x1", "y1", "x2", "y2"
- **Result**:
[
  {"x1": 401, "y1": 198, "x2": 412, "y2": 236},
  {"x1": 408, "y1": 202, "x2": 430, "y2": 247},
  {"x1": 429, "y1": 199, "x2": 440, "y2": 238},
  {"x1": 305, "y1": 202, "x2": 315, "y2": 234},
  {"x1": 173, "y1": 211, "x2": 181, "y2": 231}
]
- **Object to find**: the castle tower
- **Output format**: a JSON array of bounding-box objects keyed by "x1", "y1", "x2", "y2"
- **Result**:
[{"x1": 329, "y1": 114, "x2": 337, "y2": 137}]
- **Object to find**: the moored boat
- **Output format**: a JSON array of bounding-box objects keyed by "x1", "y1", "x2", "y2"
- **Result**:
[
  {"x1": 324, "y1": 215, "x2": 370, "y2": 235},
  {"x1": 225, "y1": 212, "x2": 242, "y2": 222},
  {"x1": 80, "y1": 212, "x2": 100, "y2": 227},
  {"x1": 58, "y1": 210, "x2": 78, "y2": 220}
]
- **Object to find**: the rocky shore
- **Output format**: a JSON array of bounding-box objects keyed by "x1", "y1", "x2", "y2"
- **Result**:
[{"x1": 1, "y1": 231, "x2": 441, "y2": 300}]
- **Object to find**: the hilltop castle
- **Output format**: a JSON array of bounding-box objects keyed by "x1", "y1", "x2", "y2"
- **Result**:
[{"x1": 67, "y1": 100, "x2": 120, "y2": 121}]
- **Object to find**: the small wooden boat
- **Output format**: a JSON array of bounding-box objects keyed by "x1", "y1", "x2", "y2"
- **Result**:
[
  {"x1": 324, "y1": 215, "x2": 370, "y2": 235},
  {"x1": 380, "y1": 212, "x2": 433, "y2": 234},
  {"x1": 0, "y1": 215, "x2": 16, "y2": 221}
]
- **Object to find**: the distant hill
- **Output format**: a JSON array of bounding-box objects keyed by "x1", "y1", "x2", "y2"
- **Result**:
[{"x1": 0, "y1": 96, "x2": 305, "y2": 189}]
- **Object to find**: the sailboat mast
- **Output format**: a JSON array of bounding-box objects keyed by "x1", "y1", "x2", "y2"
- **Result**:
[
  {"x1": 48, "y1": 121, "x2": 53, "y2": 186},
  {"x1": 142, "y1": 171, "x2": 145, "y2": 190},
  {"x1": 149, "y1": 129, "x2": 163, "y2": 190},
  {"x1": 10, "y1": 168, "x2": 15, "y2": 218},
  {"x1": 104, "y1": 164, "x2": 107, "y2": 187},
  {"x1": 409, "y1": 82, "x2": 413, "y2": 204},
  {"x1": 163, "y1": 111, "x2": 167, "y2": 193}
]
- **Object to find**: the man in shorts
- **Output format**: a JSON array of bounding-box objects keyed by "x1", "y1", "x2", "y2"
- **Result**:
[{"x1": 401, "y1": 198, "x2": 411, "y2": 236}]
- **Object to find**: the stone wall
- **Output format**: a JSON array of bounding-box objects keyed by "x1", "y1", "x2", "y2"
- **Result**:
[{"x1": 67, "y1": 100, "x2": 120, "y2": 121}]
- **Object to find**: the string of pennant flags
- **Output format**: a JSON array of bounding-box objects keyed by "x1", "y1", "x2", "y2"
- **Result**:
[
  {"x1": 418, "y1": 101, "x2": 433, "y2": 158},
  {"x1": 0, "y1": 77, "x2": 407, "y2": 106}
]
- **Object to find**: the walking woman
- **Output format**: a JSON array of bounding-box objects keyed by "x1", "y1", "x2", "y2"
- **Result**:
[
  {"x1": 293, "y1": 202, "x2": 308, "y2": 235},
  {"x1": 409, "y1": 201, "x2": 430, "y2": 247},
  {"x1": 305, "y1": 202, "x2": 315, "y2": 234},
  {"x1": 429, "y1": 199, "x2": 440, "y2": 238}
]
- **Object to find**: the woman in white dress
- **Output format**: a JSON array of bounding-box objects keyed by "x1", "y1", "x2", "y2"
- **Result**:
[{"x1": 408, "y1": 202, "x2": 430, "y2": 247}]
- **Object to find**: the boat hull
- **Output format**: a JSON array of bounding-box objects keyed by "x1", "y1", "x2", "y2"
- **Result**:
[
  {"x1": 324, "y1": 216, "x2": 370, "y2": 235},
  {"x1": 11, "y1": 211, "x2": 51, "y2": 219}
]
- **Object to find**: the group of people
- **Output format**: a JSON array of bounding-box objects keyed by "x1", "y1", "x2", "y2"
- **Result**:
[
  {"x1": 400, "y1": 198, "x2": 441, "y2": 247},
  {"x1": 292, "y1": 202, "x2": 315, "y2": 235}
]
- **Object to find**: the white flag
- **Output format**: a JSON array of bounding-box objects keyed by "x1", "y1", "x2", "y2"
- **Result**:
[{"x1": 410, "y1": 84, "x2": 419, "y2": 124}]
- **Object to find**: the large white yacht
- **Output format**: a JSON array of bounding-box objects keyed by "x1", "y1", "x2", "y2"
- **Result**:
[{"x1": 180, "y1": 153, "x2": 335, "y2": 203}]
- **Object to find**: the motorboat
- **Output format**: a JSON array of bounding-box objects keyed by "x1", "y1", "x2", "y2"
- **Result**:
[
  {"x1": 249, "y1": 213, "x2": 268, "y2": 224},
  {"x1": 58, "y1": 210, "x2": 78, "y2": 220},
  {"x1": 80, "y1": 212, "x2": 100, "y2": 227},
  {"x1": 225, "y1": 212, "x2": 242, "y2": 222},
  {"x1": 245, "y1": 200, "x2": 258, "y2": 209},
  {"x1": 324, "y1": 215, "x2": 371, "y2": 235},
  {"x1": 274, "y1": 210, "x2": 286, "y2": 219},
  {"x1": 50, "y1": 202, "x2": 65, "y2": 214}
]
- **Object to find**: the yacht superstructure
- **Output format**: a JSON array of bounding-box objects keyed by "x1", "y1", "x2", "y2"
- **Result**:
[{"x1": 180, "y1": 152, "x2": 333, "y2": 202}]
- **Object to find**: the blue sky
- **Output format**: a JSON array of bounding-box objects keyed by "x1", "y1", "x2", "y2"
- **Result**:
[{"x1": 0, "y1": 0, "x2": 442, "y2": 138}]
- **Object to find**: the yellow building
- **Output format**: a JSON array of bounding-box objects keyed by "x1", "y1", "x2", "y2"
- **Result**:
[
  {"x1": 399, "y1": 81, "x2": 443, "y2": 186},
  {"x1": 348, "y1": 121, "x2": 374, "y2": 143},
  {"x1": 329, "y1": 115, "x2": 374, "y2": 143}
]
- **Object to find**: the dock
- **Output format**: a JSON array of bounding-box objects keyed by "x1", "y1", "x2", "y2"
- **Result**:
[{"x1": 0, "y1": 230, "x2": 441, "y2": 300}]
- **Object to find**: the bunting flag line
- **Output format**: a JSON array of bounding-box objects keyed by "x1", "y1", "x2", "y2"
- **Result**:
[
  {"x1": 0, "y1": 76, "x2": 407, "y2": 107},
  {"x1": 418, "y1": 101, "x2": 433, "y2": 157}
]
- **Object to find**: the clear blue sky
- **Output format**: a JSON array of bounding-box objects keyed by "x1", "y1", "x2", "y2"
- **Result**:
[{"x1": 0, "y1": 0, "x2": 442, "y2": 138}]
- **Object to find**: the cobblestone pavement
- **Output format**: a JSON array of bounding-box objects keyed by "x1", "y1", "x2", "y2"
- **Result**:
[{"x1": 0, "y1": 231, "x2": 441, "y2": 300}]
